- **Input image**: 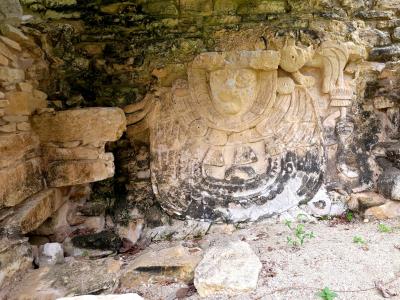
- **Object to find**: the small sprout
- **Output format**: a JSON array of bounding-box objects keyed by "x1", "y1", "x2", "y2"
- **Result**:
[
  {"x1": 285, "y1": 221, "x2": 315, "y2": 247},
  {"x1": 353, "y1": 236, "x2": 366, "y2": 244},
  {"x1": 378, "y1": 223, "x2": 392, "y2": 233},
  {"x1": 317, "y1": 287, "x2": 338, "y2": 300},
  {"x1": 345, "y1": 211, "x2": 354, "y2": 222},
  {"x1": 82, "y1": 250, "x2": 89, "y2": 257}
]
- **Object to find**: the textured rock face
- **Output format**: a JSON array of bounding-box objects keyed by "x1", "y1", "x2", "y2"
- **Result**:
[
  {"x1": 31, "y1": 108, "x2": 126, "y2": 143},
  {"x1": 194, "y1": 240, "x2": 262, "y2": 297},
  {"x1": 0, "y1": 23, "x2": 127, "y2": 293},
  {"x1": 0, "y1": 0, "x2": 22, "y2": 25},
  {"x1": 127, "y1": 42, "x2": 366, "y2": 222}
]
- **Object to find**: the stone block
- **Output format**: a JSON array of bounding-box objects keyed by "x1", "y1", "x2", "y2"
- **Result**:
[
  {"x1": 0, "y1": 41, "x2": 17, "y2": 62},
  {"x1": 0, "y1": 0, "x2": 23, "y2": 25},
  {"x1": 0, "y1": 24, "x2": 29, "y2": 44},
  {"x1": 365, "y1": 200, "x2": 400, "y2": 219},
  {"x1": 393, "y1": 27, "x2": 400, "y2": 42},
  {"x1": 0, "y1": 36, "x2": 21, "y2": 52},
  {"x1": 0, "y1": 158, "x2": 43, "y2": 207},
  {"x1": 369, "y1": 45, "x2": 400, "y2": 61},
  {"x1": 374, "y1": 0, "x2": 400, "y2": 10},
  {"x1": 377, "y1": 166, "x2": 400, "y2": 200},
  {"x1": 142, "y1": 1, "x2": 178, "y2": 16},
  {"x1": 5, "y1": 188, "x2": 63, "y2": 234},
  {"x1": 194, "y1": 240, "x2": 262, "y2": 297},
  {"x1": 0, "y1": 123, "x2": 16, "y2": 133},
  {"x1": 43, "y1": 0, "x2": 77, "y2": 8},
  {"x1": 0, "y1": 132, "x2": 40, "y2": 168},
  {"x1": 180, "y1": 0, "x2": 213, "y2": 15},
  {"x1": 0, "y1": 53, "x2": 8, "y2": 66},
  {"x1": 46, "y1": 158, "x2": 114, "y2": 187},
  {"x1": 17, "y1": 121, "x2": 31, "y2": 131},
  {"x1": 214, "y1": 0, "x2": 240, "y2": 14},
  {"x1": 0, "y1": 67, "x2": 24, "y2": 85},
  {"x1": 238, "y1": 0, "x2": 286, "y2": 14},
  {"x1": 31, "y1": 108, "x2": 126, "y2": 144},
  {"x1": 42, "y1": 146, "x2": 102, "y2": 161},
  {"x1": 4, "y1": 91, "x2": 47, "y2": 115}
]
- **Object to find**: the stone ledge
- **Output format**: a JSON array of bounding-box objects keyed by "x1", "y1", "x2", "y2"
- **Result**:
[
  {"x1": 31, "y1": 108, "x2": 127, "y2": 144},
  {"x1": 46, "y1": 158, "x2": 115, "y2": 187}
]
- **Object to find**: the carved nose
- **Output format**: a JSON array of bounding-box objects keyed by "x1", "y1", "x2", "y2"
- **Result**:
[{"x1": 226, "y1": 78, "x2": 235, "y2": 88}]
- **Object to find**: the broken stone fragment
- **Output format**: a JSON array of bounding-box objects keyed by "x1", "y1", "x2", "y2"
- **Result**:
[
  {"x1": 194, "y1": 240, "x2": 262, "y2": 297},
  {"x1": 6, "y1": 257, "x2": 123, "y2": 299},
  {"x1": 377, "y1": 166, "x2": 400, "y2": 200},
  {"x1": 31, "y1": 107, "x2": 126, "y2": 144},
  {"x1": 120, "y1": 244, "x2": 203, "y2": 289},
  {"x1": 39, "y1": 242, "x2": 64, "y2": 265},
  {"x1": 348, "y1": 192, "x2": 388, "y2": 211},
  {"x1": 365, "y1": 200, "x2": 400, "y2": 219}
]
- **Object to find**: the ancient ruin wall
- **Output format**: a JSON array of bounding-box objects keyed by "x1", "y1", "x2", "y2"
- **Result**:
[{"x1": 1, "y1": 0, "x2": 400, "y2": 293}]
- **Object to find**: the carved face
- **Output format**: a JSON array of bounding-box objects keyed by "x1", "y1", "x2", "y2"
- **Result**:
[{"x1": 209, "y1": 69, "x2": 257, "y2": 116}]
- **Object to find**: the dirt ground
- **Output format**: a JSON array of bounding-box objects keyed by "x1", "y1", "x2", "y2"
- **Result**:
[
  {"x1": 7, "y1": 218, "x2": 400, "y2": 300},
  {"x1": 134, "y1": 218, "x2": 400, "y2": 300}
]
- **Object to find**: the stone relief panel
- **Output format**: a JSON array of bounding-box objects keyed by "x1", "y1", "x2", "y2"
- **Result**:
[{"x1": 125, "y1": 39, "x2": 367, "y2": 222}]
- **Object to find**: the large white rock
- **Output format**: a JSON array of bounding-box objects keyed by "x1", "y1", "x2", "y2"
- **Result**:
[
  {"x1": 40, "y1": 242, "x2": 64, "y2": 265},
  {"x1": 194, "y1": 240, "x2": 262, "y2": 297}
]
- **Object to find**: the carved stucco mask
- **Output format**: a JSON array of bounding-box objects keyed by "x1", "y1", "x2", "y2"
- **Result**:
[{"x1": 209, "y1": 69, "x2": 257, "y2": 116}]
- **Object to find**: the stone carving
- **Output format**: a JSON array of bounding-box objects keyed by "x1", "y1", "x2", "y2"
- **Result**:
[{"x1": 126, "y1": 40, "x2": 366, "y2": 222}]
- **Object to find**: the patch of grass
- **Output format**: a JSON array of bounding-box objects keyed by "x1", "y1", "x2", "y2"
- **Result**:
[
  {"x1": 378, "y1": 223, "x2": 392, "y2": 233},
  {"x1": 285, "y1": 220, "x2": 315, "y2": 247},
  {"x1": 353, "y1": 236, "x2": 366, "y2": 244},
  {"x1": 317, "y1": 287, "x2": 338, "y2": 300}
]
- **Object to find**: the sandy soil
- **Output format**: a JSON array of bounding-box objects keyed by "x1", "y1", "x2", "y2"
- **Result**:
[{"x1": 135, "y1": 218, "x2": 400, "y2": 300}]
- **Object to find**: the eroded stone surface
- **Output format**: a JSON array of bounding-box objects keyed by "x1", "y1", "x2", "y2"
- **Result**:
[
  {"x1": 3, "y1": 188, "x2": 63, "y2": 234},
  {"x1": 126, "y1": 42, "x2": 366, "y2": 222},
  {"x1": 0, "y1": 158, "x2": 43, "y2": 207},
  {"x1": 46, "y1": 158, "x2": 114, "y2": 187},
  {"x1": 120, "y1": 244, "x2": 203, "y2": 289},
  {"x1": 31, "y1": 108, "x2": 126, "y2": 143}
]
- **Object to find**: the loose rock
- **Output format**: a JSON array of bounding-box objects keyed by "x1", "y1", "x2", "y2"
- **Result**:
[{"x1": 194, "y1": 240, "x2": 262, "y2": 297}]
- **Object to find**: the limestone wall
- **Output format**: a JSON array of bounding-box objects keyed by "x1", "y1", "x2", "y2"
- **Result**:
[
  {"x1": 1, "y1": 0, "x2": 400, "y2": 293},
  {"x1": 0, "y1": 3, "x2": 127, "y2": 293}
]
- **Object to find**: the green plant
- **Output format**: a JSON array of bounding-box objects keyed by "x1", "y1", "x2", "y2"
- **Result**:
[
  {"x1": 345, "y1": 211, "x2": 354, "y2": 222},
  {"x1": 317, "y1": 287, "x2": 338, "y2": 300},
  {"x1": 353, "y1": 236, "x2": 365, "y2": 244},
  {"x1": 378, "y1": 223, "x2": 392, "y2": 233},
  {"x1": 285, "y1": 220, "x2": 315, "y2": 247}
]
